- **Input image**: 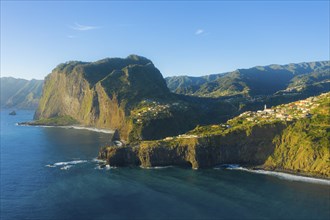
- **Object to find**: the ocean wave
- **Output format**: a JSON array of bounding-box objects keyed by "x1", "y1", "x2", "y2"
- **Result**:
[{"x1": 214, "y1": 164, "x2": 330, "y2": 185}]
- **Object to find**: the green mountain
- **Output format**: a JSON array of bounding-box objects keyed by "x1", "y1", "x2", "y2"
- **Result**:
[
  {"x1": 99, "y1": 92, "x2": 330, "y2": 178},
  {"x1": 33, "y1": 55, "x2": 236, "y2": 142},
  {"x1": 165, "y1": 61, "x2": 330, "y2": 98},
  {"x1": 0, "y1": 77, "x2": 43, "y2": 109}
]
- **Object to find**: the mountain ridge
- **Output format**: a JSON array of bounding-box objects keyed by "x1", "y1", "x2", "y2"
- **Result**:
[
  {"x1": 0, "y1": 77, "x2": 43, "y2": 109},
  {"x1": 165, "y1": 60, "x2": 329, "y2": 98}
]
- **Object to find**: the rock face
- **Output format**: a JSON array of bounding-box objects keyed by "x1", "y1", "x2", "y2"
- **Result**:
[{"x1": 34, "y1": 55, "x2": 206, "y2": 142}]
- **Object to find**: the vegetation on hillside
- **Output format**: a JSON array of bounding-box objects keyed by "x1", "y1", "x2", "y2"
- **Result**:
[{"x1": 99, "y1": 92, "x2": 330, "y2": 177}]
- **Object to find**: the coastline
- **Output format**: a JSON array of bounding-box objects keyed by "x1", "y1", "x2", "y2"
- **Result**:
[
  {"x1": 17, "y1": 123, "x2": 114, "y2": 134},
  {"x1": 215, "y1": 165, "x2": 330, "y2": 185}
]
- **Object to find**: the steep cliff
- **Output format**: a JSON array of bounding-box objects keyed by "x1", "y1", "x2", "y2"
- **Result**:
[
  {"x1": 263, "y1": 96, "x2": 330, "y2": 177},
  {"x1": 34, "y1": 55, "x2": 173, "y2": 141},
  {"x1": 34, "y1": 55, "x2": 217, "y2": 142},
  {"x1": 99, "y1": 122, "x2": 286, "y2": 168},
  {"x1": 99, "y1": 93, "x2": 330, "y2": 178}
]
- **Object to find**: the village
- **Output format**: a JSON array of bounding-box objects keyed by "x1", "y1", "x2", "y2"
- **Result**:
[
  {"x1": 142, "y1": 93, "x2": 328, "y2": 141},
  {"x1": 131, "y1": 99, "x2": 188, "y2": 124},
  {"x1": 167, "y1": 93, "x2": 328, "y2": 140},
  {"x1": 231, "y1": 93, "x2": 326, "y2": 124}
]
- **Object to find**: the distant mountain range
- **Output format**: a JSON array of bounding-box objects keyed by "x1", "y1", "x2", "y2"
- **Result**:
[
  {"x1": 0, "y1": 77, "x2": 43, "y2": 109},
  {"x1": 165, "y1": 61, "x2": 330, "y2": 98}
]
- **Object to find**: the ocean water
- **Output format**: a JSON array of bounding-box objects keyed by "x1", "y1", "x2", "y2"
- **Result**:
[{"x1": 1, "y1": 110, "x2": 329, "y2": 220}]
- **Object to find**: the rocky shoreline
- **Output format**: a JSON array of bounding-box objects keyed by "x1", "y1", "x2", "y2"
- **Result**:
[{"x1": 98, "y1": 118, "x2": 330, "y2": 179}]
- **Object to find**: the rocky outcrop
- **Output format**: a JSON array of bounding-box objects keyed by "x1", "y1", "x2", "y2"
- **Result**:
[{"x1": 98, "y1": 146, "x2": 140, "y2": 166}]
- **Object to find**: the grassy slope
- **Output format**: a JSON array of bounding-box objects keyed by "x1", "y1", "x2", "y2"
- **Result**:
[{"x1": 263, "y1": 95, "x2": 330, "y2": 177}]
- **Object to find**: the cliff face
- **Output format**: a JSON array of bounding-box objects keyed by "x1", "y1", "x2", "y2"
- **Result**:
[
  {"x1": 99, "y1": 120, "x2": 329, "y2": 178},
  {"x1": 34, "y1": 55, "x2": 173, "y2": 141},
  {"x1": 99, "y1": 122, "x2": 287, "y2": 169},
  {"x1": 263, "y1": 118, "x2": 330, "y2": 177}
]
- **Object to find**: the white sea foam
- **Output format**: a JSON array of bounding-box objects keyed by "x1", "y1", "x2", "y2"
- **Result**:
[
  {"x1": 247, "y1": 169, "x2": 330, "y2": 185},
  {"x1": 68, "y1": 126, "x2": 114, "y2": 134},
  {"x1": 60, "y1": 165, "x2": 72, "y2": 170},
  {"x1": 45, "y1": 164, "x2": 56, "y2": 168},
  {"x1": 92, "y1": 158, "x2": 106, "y2": 163},
  {"x1": 214, "y1": 164, "x2": 240, "y2": 169},
  {"x1": 53, "y1": 160, "x2": 88, "y2": 166},
  {"x1": 95, "y1": 164, "x2": 117, "y2": 170},
  {"x1": 153, "y1": 166, "x2": 173, "y2": 169},
  {"x1": 215, "y1": 164, "x2": 330, "y2": 185}
]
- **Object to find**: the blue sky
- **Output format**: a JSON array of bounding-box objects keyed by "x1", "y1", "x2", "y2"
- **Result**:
[{"x1": 1, "y1": 1, "x2": 329, "y2": 80}]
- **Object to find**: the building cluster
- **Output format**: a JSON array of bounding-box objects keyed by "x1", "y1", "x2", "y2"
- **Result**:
[
  {"x1": 132, "y1": 100, "x2": 187, "y2": 124},
  {"x1": 235, "y1": 95, "x2": 323, "y2": 123}
]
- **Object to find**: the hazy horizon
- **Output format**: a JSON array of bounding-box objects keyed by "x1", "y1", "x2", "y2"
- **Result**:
[
  {"x1": 1, "y1": 1, "x2": 329, "y2": 80},
  {"x1": 1, "y1": 58, "x2": 329, "y2": 81}
]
